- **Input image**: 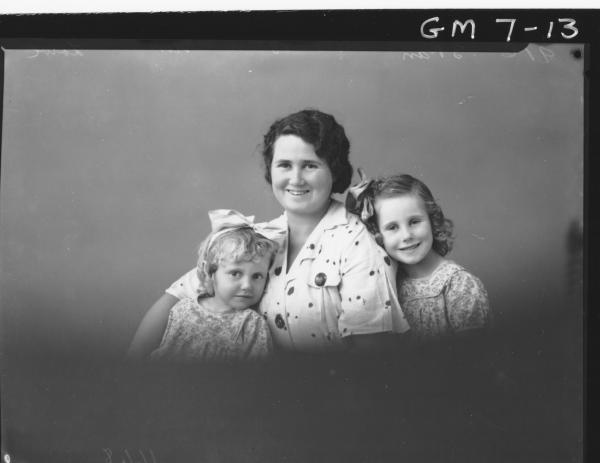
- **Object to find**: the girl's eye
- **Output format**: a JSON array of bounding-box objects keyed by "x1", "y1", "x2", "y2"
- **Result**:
[
  {"x1": 275, "y1": 162, "x2": 291, "y2": 169},
  {"x1": 253, "y1": 274, "x2": 265, "y2": 280},
  {"x1": 385, "y1": 224, "x2": 398, "y2": 231},
  {"x1": 409, "y1": 219, "x2": 422, "y2": 226},
  {"x1": 230, "y1": 271, "x2": 241, "y2": 277},
  {"x1": 306, "y1": 163, "x2": 319, "y2": 169}
]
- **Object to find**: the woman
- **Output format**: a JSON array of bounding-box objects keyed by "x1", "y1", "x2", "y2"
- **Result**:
[{"x1": 128, "y1": 109, "x2": 409, "y2": 357}]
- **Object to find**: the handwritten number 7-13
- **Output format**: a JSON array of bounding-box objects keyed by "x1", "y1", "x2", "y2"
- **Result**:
[{"x1": 496, "y1": 18, "x2": 578, "y2": 42}]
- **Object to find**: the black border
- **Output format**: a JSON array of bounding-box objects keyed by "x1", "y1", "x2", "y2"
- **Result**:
[{"x1": 0, "y1": 9, "x2": 596, "y2": 463}]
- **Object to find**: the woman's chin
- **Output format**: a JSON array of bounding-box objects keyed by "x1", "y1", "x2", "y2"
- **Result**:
[{"x1": 282, "y1": 198, "x2": 331, "y2": 217}]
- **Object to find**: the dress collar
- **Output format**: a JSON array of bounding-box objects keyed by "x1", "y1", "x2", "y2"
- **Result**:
[{"x1": 318, "y1": 199, "x2": 350, "y2": 231}]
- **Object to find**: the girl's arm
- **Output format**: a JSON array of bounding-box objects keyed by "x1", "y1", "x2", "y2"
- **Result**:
[
  {"x1": 127, "y1": 293, "x2": 179, "y2": 360},
  {"x1": 127, "y1": 269, "x2": 198, "y2": 359}
]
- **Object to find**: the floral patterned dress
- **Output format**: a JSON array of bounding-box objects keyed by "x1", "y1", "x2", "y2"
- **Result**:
[
  {"x1": 397, "y1": 260, "x2": 491, "y2": 339},
  {"x1": 150, "y1": 297, "x2": 273, "y2": 362}
]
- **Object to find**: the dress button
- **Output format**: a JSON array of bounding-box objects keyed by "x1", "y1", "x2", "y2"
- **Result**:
[
  {"x1": 274, "y1": 314, "x2": 286, "y2": 329},
  {"x1": 314, "y1": 272, "x2": 327, "y2": 287}
]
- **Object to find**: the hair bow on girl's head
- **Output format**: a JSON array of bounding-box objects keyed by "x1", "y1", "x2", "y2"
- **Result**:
[
  {"x1": 346, "y1": 168, "x2": 376, "y2": 222},
  {"x1": 208, "y1": 209, "x2": 286, "y2": 243},
  {"x1": 208, "y1": 209, "x2": 257, "y2": 233}
]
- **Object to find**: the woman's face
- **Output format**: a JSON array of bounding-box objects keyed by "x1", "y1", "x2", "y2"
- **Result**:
[{"x1": 270, "y1": 135, "x2": 333, "y2": 218}]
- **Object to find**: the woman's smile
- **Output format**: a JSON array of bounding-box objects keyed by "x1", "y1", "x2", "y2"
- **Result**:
[{"x1": 286, "y1": 188, "x2": 311, "y2": 196}]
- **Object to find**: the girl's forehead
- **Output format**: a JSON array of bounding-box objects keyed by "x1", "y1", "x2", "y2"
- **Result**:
[
  {"x1": 219, "y1": 255, "x2": 271, "y2": 269},
  {"x1": 375, "y1": 194, "x2": 427, "y2": 216}
]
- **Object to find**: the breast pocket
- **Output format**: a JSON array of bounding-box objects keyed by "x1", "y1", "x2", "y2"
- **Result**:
[
  {"x1": 307, "y1": 259, "x2": 341, "y2": 290},
  {"x1": 304, "y1": 259, "x2": 343, "y2": 335}
]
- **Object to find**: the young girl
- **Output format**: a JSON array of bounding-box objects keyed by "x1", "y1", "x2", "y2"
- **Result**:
[
  {"x1": 127, "y1": 209, "x2": 280, "y2": 362},
  {"x1": 348, "y1": 172, "x2": 491, "y2": 340}
]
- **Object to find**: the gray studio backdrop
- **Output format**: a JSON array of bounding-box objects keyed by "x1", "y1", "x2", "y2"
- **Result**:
[{"x1": 0, "y1": 45, "x2": 583, "y2": 356}]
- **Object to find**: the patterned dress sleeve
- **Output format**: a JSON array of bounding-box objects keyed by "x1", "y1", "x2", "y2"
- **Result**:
[
  {"x1": 239, "y1": 311, "x2": 274, "y2": 360},
  {"x1": 443, "y1": 270, "x2": 491, "y2": 333},
  {"x1": 337, "y1": 225, "x2": 399, "y2": 337},
  {"x1": 165, "y1": 269, "x2": 199, "y2": 300}
]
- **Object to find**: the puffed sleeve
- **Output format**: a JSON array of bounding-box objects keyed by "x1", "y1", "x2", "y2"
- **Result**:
[
  {"x1": 239, "y1": 311, "x2": 274, "y2": 360},
  {"x1": 444, "y1": 271, "x2": 491, "y2": 332},
  {"x1": 337, "y1": 226, "x2": 409, "y2": 337},
  {"x1": 165, "y1": 269, "x2": 199, "y2": 300}
]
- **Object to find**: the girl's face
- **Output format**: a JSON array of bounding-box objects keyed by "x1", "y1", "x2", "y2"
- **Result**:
[
  {"x1": 375, "y1": 194, "x2": 436, "y2": 270},
  {"x1": 270, "y1": 135, "x2": 333, "y2": 218},
  {"x1": 211, "y1": 256, "x2": 271, "y2": 312}
]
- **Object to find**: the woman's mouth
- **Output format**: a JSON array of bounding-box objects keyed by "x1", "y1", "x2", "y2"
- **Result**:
[{"x1": 286, "y1": 189, "x2": 310, "y2": 196}]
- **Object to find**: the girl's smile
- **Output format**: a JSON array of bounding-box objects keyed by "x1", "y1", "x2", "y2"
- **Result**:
[
  {"x1": 270, "y1": 135, "x2": 333, "y2": 218},
  {"x1": 399, "y1": 242, "x2": 421, "y2": 252}
]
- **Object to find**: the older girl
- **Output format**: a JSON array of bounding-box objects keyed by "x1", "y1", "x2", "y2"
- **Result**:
[
  {"x1": 349, "y1": 173, "x2": 491, "y2": 340},
  {"x1": 137, "y1": 109, "x2": 409, "y2": 354}
]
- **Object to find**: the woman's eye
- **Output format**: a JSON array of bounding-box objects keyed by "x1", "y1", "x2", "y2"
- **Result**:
[{"x1": 253, "y1": 274, "x2": 265, "y2": 280}]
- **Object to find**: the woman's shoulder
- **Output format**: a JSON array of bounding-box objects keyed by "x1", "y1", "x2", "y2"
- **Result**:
[
  {"x1": 328, "y1": 215, "x2": 385, "y2": 264},
  {"x1": 323, "y1": 200, "x2": 372, "y2": 237}
]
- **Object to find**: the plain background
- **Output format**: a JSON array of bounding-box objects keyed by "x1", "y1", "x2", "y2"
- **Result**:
[
  {"x1": 0, "y1": 44, "x2": 583, "y2": 356},
  {"x1": 0, "y1": 43, "x2": 585, "y2": 463}
]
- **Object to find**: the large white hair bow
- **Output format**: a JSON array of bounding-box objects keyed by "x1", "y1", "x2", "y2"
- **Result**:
[{"x1": 207, "y1": 209, "x2": 286, "y2": 244}]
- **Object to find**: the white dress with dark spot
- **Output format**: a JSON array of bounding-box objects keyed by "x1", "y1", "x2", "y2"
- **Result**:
[{"x1": 150, "y1": 297, "x2": 273, "y2": 362}]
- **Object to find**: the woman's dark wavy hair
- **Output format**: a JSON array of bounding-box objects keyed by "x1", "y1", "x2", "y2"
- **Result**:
[
  {"x1": 261, "y1": 109, "x2": 353, "y2": 194},
  {"x1": 360, "y1": 174, "x2": 455, "y2": 256}
]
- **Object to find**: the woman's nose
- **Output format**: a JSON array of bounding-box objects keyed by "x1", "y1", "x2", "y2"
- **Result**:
[{"x1": 289, "y1": 166, "x2": 304, "y2": 184}]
